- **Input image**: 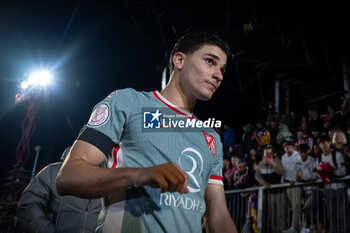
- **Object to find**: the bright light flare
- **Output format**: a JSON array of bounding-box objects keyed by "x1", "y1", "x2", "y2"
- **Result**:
[
  {"x1": 28, "y1": 70, "x2": 52, "y2": 86},
  {"x1": 21, "y1": 81, "x2": 29, "y2": 90}
]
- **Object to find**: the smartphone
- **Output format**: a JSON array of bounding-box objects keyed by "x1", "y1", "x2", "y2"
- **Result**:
[{"x1": 267, "y1": 153, "x2": 272, "y2": 159}]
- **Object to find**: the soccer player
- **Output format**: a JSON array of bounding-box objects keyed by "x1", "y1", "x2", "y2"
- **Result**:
[{"x1": 56, "y1": 31, "x2": 237, "y2": 233}]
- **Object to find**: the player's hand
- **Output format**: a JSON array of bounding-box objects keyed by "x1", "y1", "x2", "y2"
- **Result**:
[{"x1": 137, "y1": 162, "x2": 189, "y2": 194}]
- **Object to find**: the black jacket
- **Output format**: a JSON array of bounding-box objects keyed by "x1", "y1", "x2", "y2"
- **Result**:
[{"x1": 17, "y1": 162, "x2": 101, "y2": 233}]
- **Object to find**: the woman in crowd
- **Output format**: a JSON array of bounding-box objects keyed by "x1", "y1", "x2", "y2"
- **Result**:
[{"x1": 332, "y1": 130, "x2": 347, "y2": 156}]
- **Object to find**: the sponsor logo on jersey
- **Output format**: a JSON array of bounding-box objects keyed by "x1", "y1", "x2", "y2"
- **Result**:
[
  {"x1": 87, "y1": 103, "x2": 110, "y2": 127},
  {"x1": 106, "y1": 90, "x2": 117, "y2": 100},
  {"x1": 178, "y1": 148, "x2": 203, "y2": 193},
  {"x1": 202, "y1": 132, "x2": 216, "y2": 156},
  {"x1": 159, "y1": 193, "x2": 206, "y2": 214},
  {"x1": 142, "y1": 108, "x2": 221, "y2": 131}
]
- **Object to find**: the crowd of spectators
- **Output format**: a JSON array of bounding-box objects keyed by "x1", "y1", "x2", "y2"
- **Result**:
[{"x1": 221, "y1": 93, "x2": 350, "y2": 233}]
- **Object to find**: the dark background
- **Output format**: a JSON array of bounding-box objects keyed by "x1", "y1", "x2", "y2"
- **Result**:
[{"x1": 0, "y1": 0, "x2": 349, "y2": 189}]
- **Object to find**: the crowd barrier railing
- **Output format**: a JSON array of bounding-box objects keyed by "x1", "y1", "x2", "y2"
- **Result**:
[{"x1": 224, "y1": 175, "x2": 350, "y2": 233}]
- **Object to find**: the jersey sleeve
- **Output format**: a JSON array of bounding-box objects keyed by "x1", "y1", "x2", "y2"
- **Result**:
[
  {"x1": 78, "y1": 88, "x2": 135, "y2": 155},
  {"x1": 208, "y1": 133, "x2": 224, "y2": 185}
]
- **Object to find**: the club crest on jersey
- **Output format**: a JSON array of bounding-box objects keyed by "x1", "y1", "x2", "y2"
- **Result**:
[
  {"x1": 87, "y1": 103, "x2": 110, "y2": 127},
  {"x1": 106, "y1": 90, "x2": 117, "y2": 100},
  {"x1": 202, "y1": 132, "x2": 216, "y2": 156}
]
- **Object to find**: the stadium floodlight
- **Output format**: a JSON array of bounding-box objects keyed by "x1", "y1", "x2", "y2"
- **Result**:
[
  {"x1": 28, "y1": 70, "x2": 52, "y2": 86},
  {"x1": 21, "y1": 81, "x2": 29, "y2": 90}
]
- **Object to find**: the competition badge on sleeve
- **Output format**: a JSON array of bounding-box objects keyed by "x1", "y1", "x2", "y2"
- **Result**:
[{"x1": 87, "y1": 103, "x2": 110, "y2": 127}]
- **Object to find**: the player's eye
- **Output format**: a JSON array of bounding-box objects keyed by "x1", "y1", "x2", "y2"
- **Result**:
[{"x1": 206, "y1": 58, "x2": 214, "y2": 65}]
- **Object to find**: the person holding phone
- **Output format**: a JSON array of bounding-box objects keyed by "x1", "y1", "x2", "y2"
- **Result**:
[{"x1": 255, "y1": 145, "x2": 285, "y2": 233}]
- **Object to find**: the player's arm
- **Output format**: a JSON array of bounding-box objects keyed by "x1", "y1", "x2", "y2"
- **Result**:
[
  {"x1": 204, "y1": 183, "x2": 237, "y2": 233},
  {"x1": 56, "y1": 140, "x2": 188, "y2": 199}
]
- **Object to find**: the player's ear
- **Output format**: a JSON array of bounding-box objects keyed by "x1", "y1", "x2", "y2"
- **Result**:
[{"x1": 173, "y1": 52, "x2": 185, "y2": 71}]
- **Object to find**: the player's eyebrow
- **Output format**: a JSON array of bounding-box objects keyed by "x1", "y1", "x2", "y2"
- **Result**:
[{"x1": 204, "y1": 53, "x2": 220, "y2": 61}]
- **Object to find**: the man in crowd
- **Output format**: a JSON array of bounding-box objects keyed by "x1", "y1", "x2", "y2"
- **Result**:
[
  {"x1": 17, "y1": 147, "x2": 101, "y2": 233},
  {"x1": 255, "y1": 145, "x2": 285, "y2": 233},
  {"x1": 295, "y1": 144, "x2": 322, "y2": 233},
  {"x1": 56, "y1": 31, "x2": 237, "y2": 233},
  {"x1": 281, "y1": 141, "x2": 301, "y2": 233}
]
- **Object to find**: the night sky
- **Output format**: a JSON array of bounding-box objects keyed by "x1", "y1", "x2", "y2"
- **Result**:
[{"x1": 0, "y1": 0, "x2": 349, "y2": 188}]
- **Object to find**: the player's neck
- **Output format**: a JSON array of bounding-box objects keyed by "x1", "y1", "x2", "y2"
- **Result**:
[{"x1": 160, "y1": 76, "x2": 196, "y2": 113}]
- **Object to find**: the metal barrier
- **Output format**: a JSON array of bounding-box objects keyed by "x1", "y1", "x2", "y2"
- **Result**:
[{"x1": 225, "y1": 176, "x2": 350, "y2": 233}]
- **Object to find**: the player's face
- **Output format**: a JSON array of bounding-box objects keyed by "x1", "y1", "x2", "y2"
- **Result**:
[{"x1": 179, "y1": 45, "x2": 227, "y2": 101}]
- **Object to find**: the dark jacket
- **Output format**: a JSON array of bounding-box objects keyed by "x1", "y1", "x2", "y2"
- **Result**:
[
  {"x1": 255, "y1": 156, "x2": 285, "y2": 185},
  {"x1": 17, "y1": 162, "x2": 101, "y2": 233}
]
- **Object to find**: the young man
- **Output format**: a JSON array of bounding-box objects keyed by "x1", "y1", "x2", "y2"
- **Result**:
[
  {"x1": 56, "y1": 31, "x2": 237, "y2": 233},
  {"x1": 295, "y1": 144, "x2": 322, "y2": 233},
  {"x1": 281, "y1": 141, "x2": 301, "y2": 233},
  {"x1": 255, "y1": 145, "x2": 285, "y2": 233}
]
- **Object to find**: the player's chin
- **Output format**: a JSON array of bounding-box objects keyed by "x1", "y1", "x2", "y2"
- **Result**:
[{"x1": 198, "y1": 91, "x2": 214, "y2": 101}]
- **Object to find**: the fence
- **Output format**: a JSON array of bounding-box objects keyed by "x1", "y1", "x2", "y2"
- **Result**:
[{"x1": 225, "y1": 175, "x2": 350, "y2": 233}]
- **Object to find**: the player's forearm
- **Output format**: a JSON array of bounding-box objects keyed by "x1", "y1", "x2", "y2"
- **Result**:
[
  {"x1": 56, "y1": 158, "x2": 141, "y2": 198},
  {"x1": 207, "y1": 212, "x2": 237, "y2": 233}
]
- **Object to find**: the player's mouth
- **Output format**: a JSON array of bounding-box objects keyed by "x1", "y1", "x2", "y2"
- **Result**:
[{"x1": 205, "y1": 81, "x2": 217, "y2": 91}]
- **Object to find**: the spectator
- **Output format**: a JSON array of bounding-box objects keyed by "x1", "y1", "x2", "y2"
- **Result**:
[
  {"x1": 317, "y1": 136, "x2": 347, "y2": 233},
  {"x1": 245, "y1": 147, "x2": 260, "y2": 171},
  {"x1": 281, "y1": 141, "x2": 301, "y2": 233},
  {"x1": 224, "y1": 124, "x2": 235, "y2": 152},
  {"x1": 310, "y1": 128, "x2": 321, "y2": 148},
  {"x1": 254, "y1": 121, "x2": 271, "y2": 147},
  {"x1": 337, "y1": 103, "x2": 350, "y2": 128},
  {"x1": 232, "y1": 159, "x2": 256, "y2": 232},
  {"x1": 323, "y1": 106, "x2": 336, "y2": 129},
  {"x1": 294, "y1": 130, "x2": 313, "y2": 149},
  {"x1": 223, "y1": 155, "x2": 236, "y2": 190},
  {"x1": 309, "y1": 110, "x2": 323, "y2": 132},
  {"x1": 288, "y1": 110, "x2": 299, "y2": 140},
  {"x1": 267, "y1": 119, "x2": 279, "y2": 149},
  {"x1": 299, "y1": 116, "x2": 309, "y2": 133},
  {"x1": 331, "y1": 130, "x2": 347, "y2": 156},
  {"x1": 310, "y1": 144, "x2": 322, "y2": 159},
  {"x1": 327, "y1": 128, "x2": 336, "y2": 142},
  {"x1": 232, "y1": 159, "x2": 256, "y2": 190},
  {"x1": 295, "y1": 144, "x2": 323, "y2": 233},
  {"x1": 17, "y1": 147, "x2": 101, "y2": 233},
  {"x1": 242, "y1": 124, "x2": 256, "y2": 153},
  {"x1": 255, "y1": 145, "x2": 285, "y2": 233},
  {"x1": 277, "y1": 119, "x2": 293, "y2": 145}
]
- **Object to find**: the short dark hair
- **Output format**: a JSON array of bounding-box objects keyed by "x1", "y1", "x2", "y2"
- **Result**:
[
  {"x1": 283, "y1": 141, "x2": 294, "y2": 147},
  {"x1": 168, "y1": 31, "x2": 230, "y2": 73},
  {"x1": 297, "y1": 144, "x2": 310, "y2": 153},
  {"x1": 318, "y1": 135, "x2": 330, "y2": 144},
  {"x1": 237, "y1": 158, "x2": 246, "y2": 164}
]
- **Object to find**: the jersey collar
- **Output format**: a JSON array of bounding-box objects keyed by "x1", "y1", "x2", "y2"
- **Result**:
[{"x1": 152, "y1": 91, "x2": 194, "y2": 119}]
